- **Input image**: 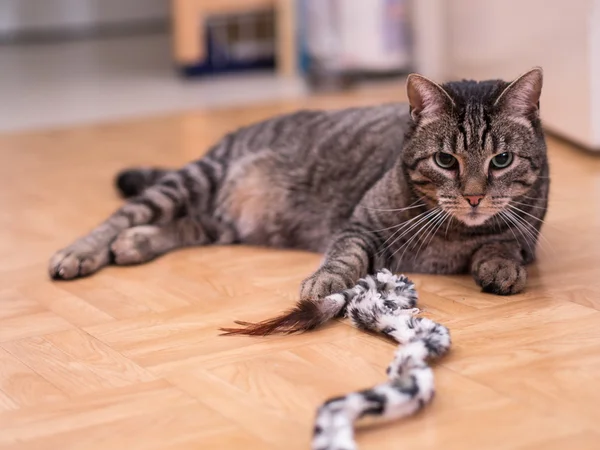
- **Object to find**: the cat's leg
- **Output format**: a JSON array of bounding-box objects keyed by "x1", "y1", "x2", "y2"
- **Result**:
[
  {"x1": 49, "y1": 178, "x2": 186, "y2": 279},
  {"x1": 222, "y1": 223, "x2": 380, "y2": 335},
  {"x1": 49, "y1": 157, "x2": 225, "y2": 280},
  {"x1": 110, "y1": 216, "x2": 231, "y2": 265},
  {"x1": 470, "y1": 241, "x2": 527, "y2": 295}
]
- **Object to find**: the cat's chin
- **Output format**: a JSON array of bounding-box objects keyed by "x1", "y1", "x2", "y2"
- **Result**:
[{"x1": 456, "y1": 211, "x2": 493, "y2": 227}]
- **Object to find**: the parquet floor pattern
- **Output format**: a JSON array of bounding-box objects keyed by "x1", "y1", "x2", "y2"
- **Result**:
[{"x1": 1, "y1": 88, "x2": 599, "y2": 449}]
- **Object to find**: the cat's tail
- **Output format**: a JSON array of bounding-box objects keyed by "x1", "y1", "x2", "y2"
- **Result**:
[
  {"x1": 114, "y1": 167, "x2": 171, "y2": 198},
  {"x1": 219, "y1": 295, "x2": 347, "y2": 336}
]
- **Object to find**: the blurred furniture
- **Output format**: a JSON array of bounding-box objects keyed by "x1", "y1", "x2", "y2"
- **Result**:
[
  {"x1": 171, "y1": 0, "x2": 296, "y2": 76},
  {"x1": 299, "y1": 0, "x2": 413, "y2": 89}
]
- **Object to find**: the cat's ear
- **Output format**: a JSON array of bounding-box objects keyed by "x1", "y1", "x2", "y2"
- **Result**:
[
  {"x1": 495, "y1": 67, "x2": 543, "y2": 118},
  {"x1": 406, "y1": 74, "x2": 454, "y2": 124}
]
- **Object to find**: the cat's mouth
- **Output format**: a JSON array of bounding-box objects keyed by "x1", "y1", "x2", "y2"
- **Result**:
[
  {"x1": 445, "y1": 207, "x2": 496, "y2": 227},
  {"x1": 461, "y1": 210, "x2": 492, "y2": 226},
  {"x1": 437, "y1": 197, "x2": 505, "y2": 227}
]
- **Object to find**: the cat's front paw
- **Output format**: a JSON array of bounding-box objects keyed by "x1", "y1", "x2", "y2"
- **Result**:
[
  {"x1": 49, "y1": 243, "x2": 109, "y2": 280},
  {"x1": 473, "y1": 257, "x2": 526, "y2": 295},
  {"x1": 300, "y1": 269, "x2": 352, "y2": 300}
]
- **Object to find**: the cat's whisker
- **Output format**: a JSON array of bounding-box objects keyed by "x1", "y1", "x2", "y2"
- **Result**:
[
  {"x1": 369, "y1": 203, "x2": 431, "y2": 233},
  {"x1": 501, "y1": 211, "x2": 534, "y2": 245},
  {"x1": 360, "y1": 198, "x2": 425, "y2": 213},
  {"x1": 497, "y1": 211, "x2": 520, "y2": 243},
  {"x1": 413, "y1": 211, "x2": 445, "y2": 258},
  {"x1": 415, "y1": 211, "x2": 449, "y2": 260},
  {"x1": 376, "y1": 210, "x2": 434, "y2": 253},
  {"x1": 439, "y1": 202, "x2": 460, "y2": 207},
  {"x1": 391, "y1": 212, "x2": 443, "y2": 267},
  {"x1": 377, "y1": 208, "x2": 440, "y2": 256},
  {"x1": 379, "y1": 213, "x2": 438, "y2": 260},
  {"x1": 369, "y1": 196, "x2": 430, "y2": 235},
  {"x1": 496, "y1": 214, "x2": 508, "y2": 233},
  {"x1": 518, "y1": 194, "x2": 562, "y2": 202},
  {"x1": 517, "y1": 194, "x2": 543, "y2": 201},
  {"x1": 390, "y1": 209, "x2": 445, "y2": 264},
  {"x1": 507, "y1": 204, "x2": 562, "y2": 240},
  {"x1": 506, "y1": 204, "x2": 546, "y2": 224},
  {"x1": 510, "y1": 200, "x2": 547, "y2": 210},
  {"x1": 505, "y1": 208, "x2": 555, "y2": 254},
  {"x1": 407, "y1": 210, "x2": 447, "y2": 258},
  {"x1": 504, "y1": 209, "x2": 540, "y2": 241},
  {"x1": 371, "y1": 217, "x2": 425, "y2": 233},
  {"x1": 491, "y1": 213, "x2": 501, "y2": 233},
  {"x1": 500, "y1": 211, "x2": 536, "y2": 255},
  {"x1": 504, "y1": 210, "x2": 553, "y2": 256},
  {"x1": 444, "y1": 214, "x2": 454, "y2": 238},
  {"x1": 433, "y1": 211, "x2": 451, "y2": 241}
]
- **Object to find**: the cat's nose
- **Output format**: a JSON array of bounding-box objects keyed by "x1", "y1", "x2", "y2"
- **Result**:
[{"x1": 464, "y1": 194, "x2": 484, "y2": 207}]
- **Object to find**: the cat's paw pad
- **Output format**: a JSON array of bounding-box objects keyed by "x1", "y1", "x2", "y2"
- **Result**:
[
  {"x1": 110, "y1": 226, "x2": 157, "y2": 265},
  {"x1": 474, "y1": 258, "x2": 526, "y2": 295},
  {"x1": 49, "y1": 246, "x2": 108, "y2": 280}
]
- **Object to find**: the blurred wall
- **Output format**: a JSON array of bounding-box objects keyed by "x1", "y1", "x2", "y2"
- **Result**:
[
  {"x1": 0, "y1": 0, "x2": 167, "y2": 37},
  {"x1": 445, "y1": 0, "x2": 600, "y2": 149}
]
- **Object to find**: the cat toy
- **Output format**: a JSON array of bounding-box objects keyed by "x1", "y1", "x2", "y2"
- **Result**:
[{"x1": 312, "y1": 269, "x2": 451, "y2": 450}]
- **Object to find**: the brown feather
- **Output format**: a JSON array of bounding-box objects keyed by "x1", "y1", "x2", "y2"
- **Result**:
[{"x1": 219, "y1": 299, "x2": 326, "y2": 336}]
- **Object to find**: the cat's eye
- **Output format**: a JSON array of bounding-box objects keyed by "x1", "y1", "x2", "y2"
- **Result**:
[
  {"x1": 490, "y1": 152, "x2": 513, "y2": 169},
  {"x1": 434, "y1": 152, "x2": 457, "y2": 169}
]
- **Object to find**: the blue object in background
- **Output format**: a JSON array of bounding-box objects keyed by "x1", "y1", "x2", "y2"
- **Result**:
[{"x1": 179, "y1": 9, "x2": 276, "y2": 78}]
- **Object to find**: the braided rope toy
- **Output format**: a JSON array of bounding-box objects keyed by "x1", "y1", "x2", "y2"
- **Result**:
[{"x1": 312, "y1": 269, "x2": 451, "y2": 450}]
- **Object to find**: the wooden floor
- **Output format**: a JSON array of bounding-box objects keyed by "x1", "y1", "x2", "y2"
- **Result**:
[{"x1": 1, "y1": 86, "x2": 600, "y2": 450}]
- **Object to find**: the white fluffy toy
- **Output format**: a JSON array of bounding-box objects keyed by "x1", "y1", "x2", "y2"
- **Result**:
[{"x1": 312, "y1": 269, "x2": 451, "y2": 450}]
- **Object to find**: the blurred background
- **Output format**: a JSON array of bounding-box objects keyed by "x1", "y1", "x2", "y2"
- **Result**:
[{"x1": 0, "y1": 0, "x2": 598, "y2": 151}]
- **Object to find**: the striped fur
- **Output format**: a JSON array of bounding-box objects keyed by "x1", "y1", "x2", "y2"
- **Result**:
[
  {"x1": 49, "y1": 68, "x2": 549, "y2": 335},
  {"x1": 115, "y1": 167, "x2": 170, "y2": 198}
]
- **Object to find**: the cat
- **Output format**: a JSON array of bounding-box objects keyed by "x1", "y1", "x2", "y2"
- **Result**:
[{"x1": 48, "y1": 67, "x2": 548, "y2": 336}]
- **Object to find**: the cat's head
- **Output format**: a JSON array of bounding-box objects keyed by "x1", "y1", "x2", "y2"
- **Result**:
[{"x1": 402, "y1": 67, "x2": 546, "y2": 227}]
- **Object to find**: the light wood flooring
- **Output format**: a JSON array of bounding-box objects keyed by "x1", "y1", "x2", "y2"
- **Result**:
[{"x1": 0, "y1": 87, "x2": 599, "y2": 449}]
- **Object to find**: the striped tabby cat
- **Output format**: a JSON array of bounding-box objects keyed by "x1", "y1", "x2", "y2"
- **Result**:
[{"x1": 49, "y1": 68, "x2": 548, "y2": 335}]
